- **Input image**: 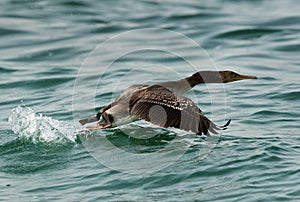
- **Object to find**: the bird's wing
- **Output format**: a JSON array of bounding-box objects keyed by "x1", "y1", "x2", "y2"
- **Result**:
[{"x1": 129, "y1": 85, "x2": 219, "y2": 136}]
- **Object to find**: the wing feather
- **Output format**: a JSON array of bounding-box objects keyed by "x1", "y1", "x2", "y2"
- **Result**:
[{"x1": 129, "y1": 85, "x2": 219, "y2": 136}]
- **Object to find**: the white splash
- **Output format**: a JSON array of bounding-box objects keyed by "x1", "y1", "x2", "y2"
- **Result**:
[{"x1": 8, "y1": 106, "x2": 77, "y2": 144}]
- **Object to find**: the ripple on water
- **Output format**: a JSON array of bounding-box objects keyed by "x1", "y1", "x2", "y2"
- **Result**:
[
  {"x1": 8, "y1": 106, "x2": 77, "y2": 144},
  {"x1": 0, "y1": 77, "x2": 74, "y2": 90},
  {"x1": 0, "y1": 0, "x2": 299, "y2": 201},
  {"x1": 0, "y1": 27, "x2": 30, "y2": 36},
  {"x1": 269, "y1": 91, "x2": 300, "y2": 101},
  {"x1": 0, "y1": 66, "x2": 18, "y2": 73},
  {"x1": 212, "y1": 28, "x2": 281, "y2": 40},
  {"x1": 0, "y1": 137, "x2": 77, "y2": 174}
]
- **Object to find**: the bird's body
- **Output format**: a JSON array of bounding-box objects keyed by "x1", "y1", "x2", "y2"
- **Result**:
[
  {"x1": 101, "y1": 85, "x2": 148, "y2": 127},
  {"x1": 79, "y1": 71, "x2": 256, "y2": 135}
]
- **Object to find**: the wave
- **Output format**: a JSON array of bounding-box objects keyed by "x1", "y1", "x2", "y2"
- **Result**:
[{"x1": 8, "y1": 106, "x2": 78, "y2": 144}]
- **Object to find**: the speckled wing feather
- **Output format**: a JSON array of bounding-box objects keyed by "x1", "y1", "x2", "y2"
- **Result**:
[{"x1": 129, "y1": 85, "x2": 218, "y2": 136}]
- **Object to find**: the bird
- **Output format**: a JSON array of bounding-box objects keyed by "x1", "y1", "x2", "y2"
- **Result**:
[{"x1": 79, "y1": 70, "x2": 257, "y2": 136}]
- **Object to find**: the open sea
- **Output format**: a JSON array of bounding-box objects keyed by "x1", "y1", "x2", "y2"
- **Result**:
[{"x1": 0, "y1": 0, "x2": 299, "y2": 201}]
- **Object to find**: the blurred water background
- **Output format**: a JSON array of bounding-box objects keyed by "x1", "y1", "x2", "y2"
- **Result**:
[{"x1": 0, "y1": 0, "x2": 299, "y2": 201}]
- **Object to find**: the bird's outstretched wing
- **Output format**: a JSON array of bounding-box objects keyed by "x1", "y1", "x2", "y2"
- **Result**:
[{"x1": 129, "y1": 85, "x2": 223, "y2": 136}]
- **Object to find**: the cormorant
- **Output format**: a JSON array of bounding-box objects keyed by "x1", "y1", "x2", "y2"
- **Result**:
[{"x1": 79, "y1": 71, "x2": 256, "y2": 136}]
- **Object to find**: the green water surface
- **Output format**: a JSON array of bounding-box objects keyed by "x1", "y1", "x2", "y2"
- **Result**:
[{"x1": 0, "y1": 0, "x2": 299, "y2": 201}]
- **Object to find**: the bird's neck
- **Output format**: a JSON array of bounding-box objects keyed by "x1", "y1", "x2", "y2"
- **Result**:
[
  {"x1": 156, "y1": 71, "x2": 224, "y2": 95},
  {"x1": 186, "y1": 71, "x2": 223, "y2": 88}
]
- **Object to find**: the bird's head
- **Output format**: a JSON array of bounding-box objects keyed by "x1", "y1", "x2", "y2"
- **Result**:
[{"x1": 219, "y1": 71, "x2": 257, "y2": 83}]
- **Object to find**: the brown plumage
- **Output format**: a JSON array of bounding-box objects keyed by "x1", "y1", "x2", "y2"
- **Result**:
[{"x1": 79, "y1": 71, "x2": 256, "y2": 136}]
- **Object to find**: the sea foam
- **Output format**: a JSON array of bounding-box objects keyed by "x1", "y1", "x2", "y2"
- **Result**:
[{"x1": 8, "y1": 106, "x2": 77, "y2": 144}]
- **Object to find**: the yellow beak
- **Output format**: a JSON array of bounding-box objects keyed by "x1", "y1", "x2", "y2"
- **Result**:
[{"x1": 234, "y1": 74, "x2": 257, "y2": 81}]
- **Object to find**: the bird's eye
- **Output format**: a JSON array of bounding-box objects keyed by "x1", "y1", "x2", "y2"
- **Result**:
[{"x1": 96, "y1": 112, "x2": 101, "y2": 120}]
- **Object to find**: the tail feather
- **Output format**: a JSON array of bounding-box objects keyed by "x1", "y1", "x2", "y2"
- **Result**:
[{"x1": 219, "y1": 119, "x2": 231, "y2": 130}]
